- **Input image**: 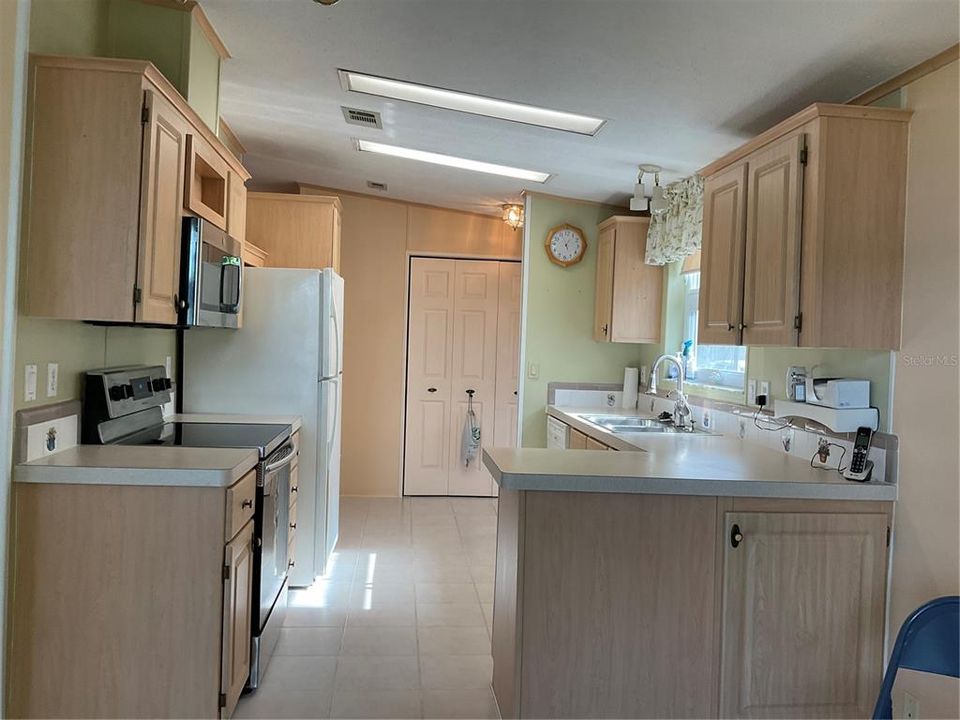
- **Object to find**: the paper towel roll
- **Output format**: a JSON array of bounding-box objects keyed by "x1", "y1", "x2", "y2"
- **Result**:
[{"x1": 622, "y1": 367, "x2": 639, "y2": 409}]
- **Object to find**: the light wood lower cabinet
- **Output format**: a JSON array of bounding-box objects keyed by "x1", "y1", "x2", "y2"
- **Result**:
[
  {"x1": 8, "y1": 469, "x2": 259, "y2": 719},
  {"x1": 492, "y1": 492, "x2": 892, "y2": 719},
  {"x1": 567, "y1": 428, "x2": 588, "y2": 449}
]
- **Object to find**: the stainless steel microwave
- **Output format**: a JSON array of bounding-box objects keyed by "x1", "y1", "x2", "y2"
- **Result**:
[{"x1": 180, "y1": 217, "x2": 243, "y2": 328}]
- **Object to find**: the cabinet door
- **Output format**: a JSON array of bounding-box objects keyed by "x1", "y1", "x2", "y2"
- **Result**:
[
  {"x1": 742, "y1": 134, "x2": 804, "y2": 346},
  {"x1": 720, "y1": 511, "x2": 888, "y2": 719},
  {"x1": 227, "y1": 170, "x2": 247, "y2": 244},
  {"x1": 585, "y1": 436, "x2": 609, "y2": 451},
  {"x1": 137, "y1": 89, "x2": 189, "y2": 325},
  {"x1": 568, "y1": 428, "x2": 588, "y2": 449},
  {"x1": 609, "y1": 218, "x2": 662, "y2": 343},
  {"x1": 699, "y1": 163, "x2": 748, "y2": 345},
  {"x1": 221, "y1": 520, "x2": 254, "y2": 719},
  {"x1": 404, "y1": 258, "x2": 457, "y2": 495},
  {"x1": 447, "y1": 260, "x2": 501, "y2": 497},
  {"x1": 493, "y1": 262, "x2": 522, "y2": 455},
  {"x1": 593, "y1": 224, "x2": 615, "y2": 341}
]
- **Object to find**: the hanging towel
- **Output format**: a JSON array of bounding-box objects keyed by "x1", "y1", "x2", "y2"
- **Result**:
[{"x1": 461, "y1": 398, "x2": 481, "y2": 467}]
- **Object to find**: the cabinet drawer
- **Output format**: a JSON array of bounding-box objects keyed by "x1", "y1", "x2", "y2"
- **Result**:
[{"x1": 225, "y1": 469, "x2": 256, "y2": 542}]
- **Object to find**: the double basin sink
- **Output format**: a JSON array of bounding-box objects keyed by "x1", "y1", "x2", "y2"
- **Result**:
[{"x1": 579, "y1": 414, "x2": 710, "y2": 435}]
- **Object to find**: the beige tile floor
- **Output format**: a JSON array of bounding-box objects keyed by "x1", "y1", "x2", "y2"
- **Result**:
[{"x1": 235, "y1": 496, "x2": 501, "y2": 720}]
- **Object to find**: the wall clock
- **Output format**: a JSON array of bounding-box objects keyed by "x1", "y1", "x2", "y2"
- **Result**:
[{"x1": 545, "y1": 223, "x2": 587, "y2": 267}]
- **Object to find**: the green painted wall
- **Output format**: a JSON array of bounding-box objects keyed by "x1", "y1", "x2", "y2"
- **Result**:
[
  {"x1": 105, "y1": 0, "x2": 191, "y2": 93},
  {"x1": 29, "y1": 0, "x2": 108, "y2": 56},
  {"x1": 520, "y1": 195, "x2": 649, "y2": 448}
]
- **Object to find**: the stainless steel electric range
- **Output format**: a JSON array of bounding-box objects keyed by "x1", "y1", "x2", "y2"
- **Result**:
[{"x1": 81, "y1": 364, "x2": 296, "y2": 691}]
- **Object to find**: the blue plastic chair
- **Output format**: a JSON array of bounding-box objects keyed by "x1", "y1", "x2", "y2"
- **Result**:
[{"x1": 872, "y1": 596, "x2": 960, "y2": 720}]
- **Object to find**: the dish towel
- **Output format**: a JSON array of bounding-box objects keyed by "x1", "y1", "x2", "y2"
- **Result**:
[{"x1": 461, "y1": 396, "x2": 481, "y2": 467}]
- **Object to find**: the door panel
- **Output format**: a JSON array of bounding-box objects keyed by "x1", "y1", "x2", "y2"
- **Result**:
[
  {"x1": 493, "y1": 263, "x2": 522, "y2": 471},
  {"x1": 699, "y1": 163, "x2": 748, "y2": 345},
  {"x1": 448, "y1": 260, "x2": 500, "y2": 497},
  {"x1": 221, "y1": 520, "x2": 253, "y2": 719},
  {"x1": 593, "y1": 225, "x2": 615, "y2": 341},
  {"x1": 720, "y1": 511, "x2": 888, "y2": 718},
  {"x1": 742, "y1": 134, "x2": 804, "y2": 346},
  {"x1": 137, "y1": 90, "x2": 188, "y2": 325},
  {"x1": 404, "y1": 258, "x2": 456, "y2": 495}
]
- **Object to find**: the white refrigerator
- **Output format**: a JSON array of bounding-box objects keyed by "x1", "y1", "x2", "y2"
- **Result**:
[{"x1": 183, "y1": 268, "x2": 343, "y2": 587}]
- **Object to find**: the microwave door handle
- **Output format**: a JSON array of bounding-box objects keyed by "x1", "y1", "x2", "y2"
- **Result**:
[{"x1": 219, "y1": 257, "x2": 242, "y2": 313}]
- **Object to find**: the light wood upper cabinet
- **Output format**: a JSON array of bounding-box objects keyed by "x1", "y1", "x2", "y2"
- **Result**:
[
  {"x1": 698, "y1": 103, "x2": 911, "y2": 350},
  {"x1": 221, "y1": 520, "x2": 254, "y2": 719},
  {"x1": 245, "y1": 193, "x2": 342, "y2": 273},
  {"x1": 593, "y1": 216, "x2": 663, "y2": 344},
  {"x1": 720, "y1": 511, "x2": 889, "y2": 718},
  {"x1": 137, "y1": 89, "x2": 190, "y2": 325},
  {"x1": 699, "y1": 164, "x2": 747, "y2": 345},
  {"x1": 227, "y1": 170, "x2": 247, "y2": 244},
  {"x1": 185, "y1": 134, "x2": 230, "y2": 230},
  {"x1": 742, "y1": 134, "x2": 804, "y2": 346},
  {"x1": 19, "y1": 55, "x2": 250, "y2": 325}
]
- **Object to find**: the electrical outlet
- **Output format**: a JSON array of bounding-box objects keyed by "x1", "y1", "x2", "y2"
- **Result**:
[
  {"x1": 46, "y1": 362, "x2": 59, "y2": 397},
  {"x1": 527, "y1": 362, "x2": 540, "y2": 380},
  {"x1": 24, "y1": 364, "x2": 37, "y2": 402},
  {"x1": 759, "y1": 380, "x2": 770, "y2": 398},
  {"x1": 164, "y1": 355, "x2": 172, "y2": 378},
  {"x1": 903, "y1": 691, "x2": 919, "y2": 720},
  {"x1": 747, "y1": 379, "x2": 757, "y2": 405}
]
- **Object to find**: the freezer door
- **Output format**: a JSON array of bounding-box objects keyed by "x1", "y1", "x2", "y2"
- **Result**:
[
  {"x1": 317, "y1": 377, "x2": 341, "y2": 575},
  {"x1": 320, "y1": 269, "x2": 344, "y2": 380}
]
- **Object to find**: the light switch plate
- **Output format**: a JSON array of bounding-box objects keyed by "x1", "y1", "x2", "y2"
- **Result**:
[
  {"x1": 759, "y1": 380, "x2": 771, "y2": 398},
  {"x1": 747, "y1": 379, "x2": 757, "y2": 405},
  {"x1": 46, "y1": 362, "x2": 59, "y2": 397},
  {"x1": 24, "y1": 364, "x2": 37, "y2": 402},
  {"x1": 527, "y1": 362, "x2": 540, "y2": 380}
]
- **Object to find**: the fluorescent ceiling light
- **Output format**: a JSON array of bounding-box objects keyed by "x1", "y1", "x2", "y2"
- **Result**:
[
  {"x1": 340, "y1": 70, "x2": 605, "y2": 136},
  {"x1": 355, "y1": 139, "x2": 551, "y2": 183}
]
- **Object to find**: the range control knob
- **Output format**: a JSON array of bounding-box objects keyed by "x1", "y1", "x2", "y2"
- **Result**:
[
  {"x1": 109, "y1": 384, "x2": 133, "y2": 401},
  {"x1": 164, "y1": 377, "x2": 173, "y2": 390},
  {"x1": 151, "y1": 377, "x2": 173, "y2": 392}
]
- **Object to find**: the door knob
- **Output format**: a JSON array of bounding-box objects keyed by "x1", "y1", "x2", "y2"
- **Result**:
[
  {"x1": 727, "y1": 323, "x2": 735, "y2": 331},
  {"x1": 291, "y1": 486, "x2": 298, "y2": 494},
  {"x1": 427, "y1": 387, "x2": 437, "y2": 393},
  {"x1": 738, "y1": 322, "x2": 748, "y2": 331},
  {"x1": 730, "y1": 523, "x2": 743, "y2": 548},
  {"x1": 289, "y1": 522, "x2": 297, "y2": 530},
  {"x1": 174, "y1": 294, "x2": 187, "y2": 311}
]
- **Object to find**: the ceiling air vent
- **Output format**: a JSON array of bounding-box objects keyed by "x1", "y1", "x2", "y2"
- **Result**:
[
  {"x1": 366, "y1": 181, "x2": 388, "y2": 192},
  {"x1": 342, "y1": 106, "x2": 382, "y2": 129}
]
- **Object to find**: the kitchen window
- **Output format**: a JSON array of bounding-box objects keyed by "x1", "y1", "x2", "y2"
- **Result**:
[{"x1": 682, "y1": 271, "x2": 746, "y2": 390}]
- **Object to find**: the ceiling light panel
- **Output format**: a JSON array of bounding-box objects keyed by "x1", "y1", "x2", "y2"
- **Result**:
[
  {"x1": 340, "y1": 70, "x2": 605, "y2": 136},
  {"x1": 355, "y1": 140, "x2": 551, "y2": 183}
]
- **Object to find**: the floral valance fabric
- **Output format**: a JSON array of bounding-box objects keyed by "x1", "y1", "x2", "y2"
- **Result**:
[{"x1": 644, "y1": 174, "x2": 704, "y2": 266}]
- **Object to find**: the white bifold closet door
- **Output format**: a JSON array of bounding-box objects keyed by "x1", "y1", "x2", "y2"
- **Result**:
[{"x1": 404, "y1": 257, "x2": 519, "y2": 497}]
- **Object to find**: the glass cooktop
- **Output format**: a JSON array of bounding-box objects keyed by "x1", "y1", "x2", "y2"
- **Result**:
[{"x1": 116, "y1": 422, "x2": 291, "y2": 458}]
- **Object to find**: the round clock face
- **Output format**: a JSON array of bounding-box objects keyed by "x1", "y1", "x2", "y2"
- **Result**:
[{"x1": 546, "y1": 225, "x2": 586, "y2": 267}]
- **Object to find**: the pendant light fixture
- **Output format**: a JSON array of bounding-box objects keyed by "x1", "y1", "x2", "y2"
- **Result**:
[
  {"x1": 630, "y1": 164, "x2": 664, "y2": 213},
  {"x1": 501, "y1": 203, "x2": 524, "y2": 229}
]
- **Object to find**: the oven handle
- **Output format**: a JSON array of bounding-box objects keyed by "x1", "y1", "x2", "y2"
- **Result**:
[{"x1": 264, "y1": 438, "x2": 298, "y2": 474}]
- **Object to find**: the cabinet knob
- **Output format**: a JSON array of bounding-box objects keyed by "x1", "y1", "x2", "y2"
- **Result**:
[
  {"x1": 290, "y1": 522, "x2": 297, "y2": 530},
  {"x1": 738, "y1": 322, "x2": 748, "y2": 331},
  {"x1": 427, "y1": 387, "x2": 437, "y2": 393},
  {"x1": 174, "y1": 294, "x2": 187, "y2": 311},
  {"x1": 241, "y1": 499, "x2": 253, "y2": 509},
  {"x1": 602, "y1": 324, "x2": 609, "y2": 335},
  {"x1": 291, "y1": 486, "x2": 298, "y2": 493},
  {"x1": 288, "y1": 560, "x2": 295, "y2": 568},
  {"x1": 727, "y1": 323, "x2": 735, "y2": 331},
  {"x1": 730, "y1": 523, "x2": 743, "y2": 548}
]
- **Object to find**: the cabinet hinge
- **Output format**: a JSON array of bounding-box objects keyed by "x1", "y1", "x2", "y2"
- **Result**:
[
  {"x1": 218, "y1": 692, "x2": 227, "y2": 709},
  {"x1": 222, "y1": 564, "x2": 231, "y2": 581},
  {"x1": 799, "y1": 147, "x2": 808, "y2": 165},
  {"x1": 793, "y1": 313, "x2": 803, "y2": 331},
  {"x1": 141, "y1": 103, "x2": 150, "y2": 124},
  {"x1": 133, "y1": 286, "x2": 142, "y2": 305},
  {"x1": 886, "y1": 526, "x2": 891, "y2": 547}
]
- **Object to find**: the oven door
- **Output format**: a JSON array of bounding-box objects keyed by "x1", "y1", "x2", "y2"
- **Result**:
[{"x1": 256, "y1": 441, "x2": 295, "y2": 631}]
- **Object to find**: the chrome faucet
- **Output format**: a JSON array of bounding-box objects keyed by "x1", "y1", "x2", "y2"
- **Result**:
[{"x1": 649, "y1": 353, "x2": 692, "y2": 429}]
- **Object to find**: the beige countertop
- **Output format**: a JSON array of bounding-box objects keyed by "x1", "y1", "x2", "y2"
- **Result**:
[
  {"x1": 14, "y1": 446, "x2": 259, "y2": 488},
  {"x1": 481, "y1": 406, "x2": 897, "y2": 501}
]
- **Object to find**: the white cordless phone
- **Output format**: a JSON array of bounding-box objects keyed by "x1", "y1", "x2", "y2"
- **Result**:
[{"x1": 843, "y1": 426, "x2": 875, "y2": 482}]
